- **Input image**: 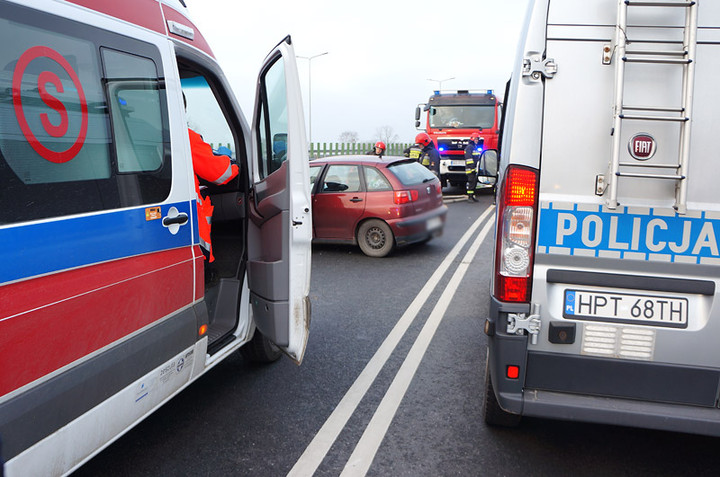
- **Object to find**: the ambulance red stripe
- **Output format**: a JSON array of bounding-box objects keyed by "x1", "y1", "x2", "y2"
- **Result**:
[{"x1": 0, "y1": 247, "x2": 195, "y2": 397}]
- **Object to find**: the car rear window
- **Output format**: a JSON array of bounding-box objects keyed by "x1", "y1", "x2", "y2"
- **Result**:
[{"x1": 386, "y1": 161, "x2": 436, "y2": 186}]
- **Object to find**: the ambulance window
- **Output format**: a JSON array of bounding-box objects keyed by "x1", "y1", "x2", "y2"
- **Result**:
[
  {"x1": 256, "y1": 56, "x2": 288, "y2": 180},
  {"x1": 0, "y1": 8, "x2": 170, "y2": 225},
  {"x1": 0, "y1": 14, "x2": 114, "y2": 224},
  {"x1": 102, "y1": 48, "x2": 168, "y2": 174},
  {"x1": 181, "y1": 76, "x2": 235, "y2": 160}
]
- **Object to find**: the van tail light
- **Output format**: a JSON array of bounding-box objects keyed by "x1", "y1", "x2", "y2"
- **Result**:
[
  {"x1": 494, "y1": 165, "x2": 539, "y2": 303},
  {"x1": 394, "y1": 190, "x2": 419, "y2": 204}
]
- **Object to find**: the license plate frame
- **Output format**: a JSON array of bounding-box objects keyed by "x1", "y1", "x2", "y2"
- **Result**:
[
  {"x1": 563, "y1": 289, "x2": 688, "y2": 328},
  {"x1": 427, "y1": 216, "x2": 442, "y2": 231}
]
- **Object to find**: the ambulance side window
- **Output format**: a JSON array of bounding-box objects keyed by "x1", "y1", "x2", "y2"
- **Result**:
[
  {"x1": 103, "y1": 48, "x2": 167, "y2": 174},
  {"x1": 0, "y1": 7, "x2": 170, "y2": 225},
  {"x1": 256, "y1": 56, "x2": 288, "y2": 179}
]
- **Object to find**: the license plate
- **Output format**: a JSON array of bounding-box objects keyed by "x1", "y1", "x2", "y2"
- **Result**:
[
  {"x1": 563, "y1": 289, "x2": 688, "y2": 328},
  {"x1": 427, "y1": 216, "x2": 442, "y2": 231},
  {"x1": 452, "y1": 159, "x2": 465, "y2": 166}
]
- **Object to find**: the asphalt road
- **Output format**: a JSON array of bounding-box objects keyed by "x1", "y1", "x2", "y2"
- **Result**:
[{"x1": 76, "y1": 190, "x2": 720, "y2": 477}]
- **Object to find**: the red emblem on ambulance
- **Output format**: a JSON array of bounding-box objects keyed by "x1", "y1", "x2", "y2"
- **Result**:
[{"x1": 628, "y1": 133, "x2": 656, "y2": 161}]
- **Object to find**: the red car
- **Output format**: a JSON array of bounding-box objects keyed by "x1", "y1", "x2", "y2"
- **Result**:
[{"x1": 310, "y1": 155, "x2": 448, "y2": 257}]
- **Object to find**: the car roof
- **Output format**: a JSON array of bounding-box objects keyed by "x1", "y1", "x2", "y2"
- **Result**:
[{"x1": 309, "y1": 155, "x2": 413, "y2": 167}]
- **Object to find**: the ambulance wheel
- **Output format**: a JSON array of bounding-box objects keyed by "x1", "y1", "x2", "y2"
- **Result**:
[
  {"x1": 483, "y1": 356, "x2": 521, "y2": 427},
  {"x1": 357, "y1": 219, "x2": 395, "y2": 258},
  {"x1": 241, "y1": 329, "x2": 282, "y2": 363}
]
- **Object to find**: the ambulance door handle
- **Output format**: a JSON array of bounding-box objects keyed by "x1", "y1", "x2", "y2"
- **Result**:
[{"x1": 162, "y1": 213, "x2": 189, "y2": 226}]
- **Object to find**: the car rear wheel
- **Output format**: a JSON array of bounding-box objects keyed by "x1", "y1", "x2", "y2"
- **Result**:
[{"x1": 357, "y1": 219, "x2": 395, "y2": 257}]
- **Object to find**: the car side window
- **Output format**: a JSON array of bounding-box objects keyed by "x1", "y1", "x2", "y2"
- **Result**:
[
  {"x1": 363, "y1": 166, "x2": 392, "y2": 191},
  {"x1": 310, "y1": 165, "x2": 322, "y2": 191},
  {"x1": 321, "y1": 165, "x2": 361, "y2": 193}
]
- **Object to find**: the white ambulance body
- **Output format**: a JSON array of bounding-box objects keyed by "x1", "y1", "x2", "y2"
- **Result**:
[
  {"x1": 486, "y1": 0, "x2": 720, "y2": 435},
  {"x1": 0, "y1": 0, "x2": 312, "y2": 474}
]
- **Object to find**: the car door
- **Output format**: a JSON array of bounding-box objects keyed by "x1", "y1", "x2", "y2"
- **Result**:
[
  {"x1": 313, "y1": 163, "x2": 367, "y2": 239},
  {"x1": 248, "y1": 36, "x2": 312, "y2": 363}
]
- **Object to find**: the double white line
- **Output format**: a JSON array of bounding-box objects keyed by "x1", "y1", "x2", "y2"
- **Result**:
[{"x1": 289, "y1": 206, "x2": 496, "y2": 477}]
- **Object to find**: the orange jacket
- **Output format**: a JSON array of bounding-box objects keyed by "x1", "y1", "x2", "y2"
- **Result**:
[{"x1": 188, "y1": 128, "x2": 238, "y2": 261}]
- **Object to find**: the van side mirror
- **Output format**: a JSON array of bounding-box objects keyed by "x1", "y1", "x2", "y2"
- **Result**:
[
  {"x1": 479, "y1": 149, "x2": 499, "y2": 177},
  {"x1": 414, "y1": 106, "x2": 421, "y2": 121}
]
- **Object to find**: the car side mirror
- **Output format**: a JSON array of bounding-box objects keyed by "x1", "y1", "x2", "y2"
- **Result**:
[{"x1": 480, "y1": 149, "x2": 499, "y2": 177}]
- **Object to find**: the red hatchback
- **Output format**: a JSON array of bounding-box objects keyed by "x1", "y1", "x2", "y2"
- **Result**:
[{"x1": 310, "y1": 155, "x2": 448, "y2": 257}]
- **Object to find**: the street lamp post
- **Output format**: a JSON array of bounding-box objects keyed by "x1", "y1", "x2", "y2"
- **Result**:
[
  {"x1": 297, "y1": 52, "x2": 328, "y2": 148},
  {"x1": 427, "y1": 76, "x2": 455, "y2": 91}
]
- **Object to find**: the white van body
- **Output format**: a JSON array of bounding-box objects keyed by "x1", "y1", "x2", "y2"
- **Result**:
[
  {"x1": 486, "y1": 0, "x2": 720, "y2": 435},
  {"x1": 0, "y1": 0, "x2": 312, "y2": 474}
]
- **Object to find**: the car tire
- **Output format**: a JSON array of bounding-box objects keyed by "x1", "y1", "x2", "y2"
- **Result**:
[
  {"x1": 483, "y1": 353, "x2": 521, "y2": 427},
  {"x1": 240, "y1": 328, "x2": 283, "y2": 363},
  {"x1": 357, "y1": 219, "x2": 395, "y2": 258}
]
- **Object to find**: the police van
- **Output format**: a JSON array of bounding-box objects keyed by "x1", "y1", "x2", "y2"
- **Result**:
[
  {"x1": 485, "y1": 0, "x2": 720, "y2": 435},
  {"x1": 0, "y1": 0, "x2": 312, "y2": 474}
]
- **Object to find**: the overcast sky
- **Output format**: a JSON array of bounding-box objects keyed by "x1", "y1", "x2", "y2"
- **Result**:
[{"x1": 188, "y1": 0, "x2": 531, "y2": 145}]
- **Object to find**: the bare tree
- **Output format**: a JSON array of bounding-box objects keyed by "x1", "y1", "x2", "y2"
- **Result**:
[
  {"x1": 339, "y1": 130, "x2": 359, "y2": 143},
  {"x1": 374, "y1": 125, "x2": 399, "y2": 145}
]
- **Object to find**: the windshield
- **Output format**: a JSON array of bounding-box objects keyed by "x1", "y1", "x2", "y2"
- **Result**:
[{"x1": 428, "y1": 105, "x2": 495, "y2": 129}]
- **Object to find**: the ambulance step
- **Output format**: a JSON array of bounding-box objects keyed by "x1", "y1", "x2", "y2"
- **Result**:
[{"x1": 619, "y1": 114, "x2": 689, "y2": 122}]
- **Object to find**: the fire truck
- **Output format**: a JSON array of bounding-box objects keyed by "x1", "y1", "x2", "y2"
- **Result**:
[{"x1": 414, "y1": 90, "x2": 501, "y2": 189}]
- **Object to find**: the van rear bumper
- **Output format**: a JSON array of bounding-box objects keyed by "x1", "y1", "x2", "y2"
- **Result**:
[{"x1": 522, "y1": 389, "x2": 720, "y2": 437}]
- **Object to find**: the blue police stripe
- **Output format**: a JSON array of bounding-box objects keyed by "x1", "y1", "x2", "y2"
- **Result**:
[{"x1": 0, "y1": 201, "x2": 195, "y2": 285}]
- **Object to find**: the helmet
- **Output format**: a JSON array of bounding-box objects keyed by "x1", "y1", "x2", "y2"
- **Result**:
[
  {"x1": 375, "y1": 141, "x2": 386, "y2": 149},
  {"x1": 469, "y1": 132, "x2": 480, "y2": 141},
  {"x1": 415, "y1": 132, "x2": 431, "y2": 147}
]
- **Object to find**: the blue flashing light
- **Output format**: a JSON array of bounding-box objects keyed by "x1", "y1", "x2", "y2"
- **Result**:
[
  {"x1": 118, "y1": 97, "x2": 127, "y2": 106},
  {"x1": 476, "y1": 146, "x2": 483, "y2": 153},
  {"x1": 433, "y1": 90, "x2": 440, "y2": 95},
  {"x1": 487, "y1": 89, "x2": 493, "y2": 94},
  {"x1": 439, "y1": 147, "x2": 446, "y2": 152}
]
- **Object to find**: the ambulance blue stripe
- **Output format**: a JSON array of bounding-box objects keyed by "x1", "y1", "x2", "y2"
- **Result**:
[{"x1": 0, "y1": 201, "x2": 195, "y2": 285}]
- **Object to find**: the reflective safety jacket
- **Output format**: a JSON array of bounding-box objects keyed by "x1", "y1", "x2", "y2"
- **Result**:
[
  {"x1": 405, "y1": 145, "x2": 423, "y2": 161},
  {"x1": 420, "y1": 145, "x2": 440, "y2": 174},
  {"x1": 189, "y1": 128, "x2": 239, "y2": 261},
  {"x1": 464, "y1": 142, "x2": 481, "y2": 174}
]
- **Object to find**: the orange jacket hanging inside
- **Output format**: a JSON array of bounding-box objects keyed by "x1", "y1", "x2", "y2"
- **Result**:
[{"x1": 188, "y1": 128, "x2": 239, "y2": 261}]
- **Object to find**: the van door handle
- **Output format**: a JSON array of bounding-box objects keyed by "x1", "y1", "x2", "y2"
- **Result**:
[
  {"x1": 162, "y1": 213, "x2": 189, "y2": 226},
  {"x1": 349, "y1": 197, "x2": 363, "y2": 203}
]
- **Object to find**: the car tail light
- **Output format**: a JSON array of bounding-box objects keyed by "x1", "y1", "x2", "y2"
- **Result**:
[
  {"x1": 435, "y1": 183, "x2": 442, "y2": 195},
  {"x1": 394, "y1": 190, "x2": 419, "y2": 204},
  {"x1": 494, "y1": 165, "x2": 539, "y2": 303}
]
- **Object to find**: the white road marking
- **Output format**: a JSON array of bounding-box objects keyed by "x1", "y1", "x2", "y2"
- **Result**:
[
  {"x1": 340, "y1": 218, "x2": 495, "y2": 477},
  {"x1": 287, "y1": 205, "x2": 495, "y2": 477}
]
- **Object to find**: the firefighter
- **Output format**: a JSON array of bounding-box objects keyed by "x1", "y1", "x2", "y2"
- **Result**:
[
  {"x1": 465, "y1": 132, "x2": 482, "y2": 202},
  {"x1": 188, "y1": 128, "x2": 238, "y2": 262},
  {"x1": 366, "y1": 141, "x2": 386, "y2": 157},
  {"x1": 415, "y1": 132, "x2": 440, "y2": 176}
]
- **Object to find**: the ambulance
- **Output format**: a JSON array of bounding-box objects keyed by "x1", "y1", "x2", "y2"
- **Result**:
[
  {"x1": 485, "y1": 0, "x2": 720, "y2": 435},
  {"x1": 0, "y1": 0, "x2": 312, "y2": 474}
]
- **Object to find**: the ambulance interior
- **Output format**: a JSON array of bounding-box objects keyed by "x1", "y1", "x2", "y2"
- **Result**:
[{"x1": 180, "y1": 67, "x2": 248, "y2": 352}]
